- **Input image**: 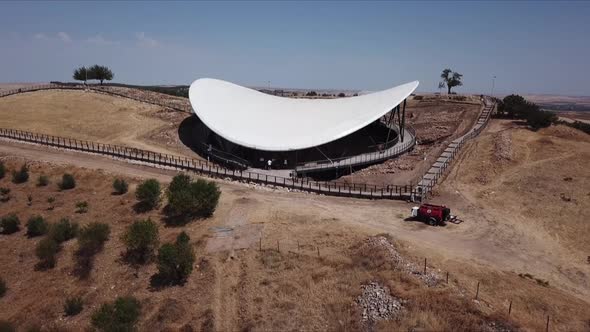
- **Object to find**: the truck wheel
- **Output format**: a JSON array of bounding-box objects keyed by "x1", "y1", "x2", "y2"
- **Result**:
[{"x1": 428, "y1": 217, "x2": 437, "y2": 226}]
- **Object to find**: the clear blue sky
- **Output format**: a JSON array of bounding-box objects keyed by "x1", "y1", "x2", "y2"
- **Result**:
[{"x1": 1, "y1": 1, "x2": 589, "y2": 96}]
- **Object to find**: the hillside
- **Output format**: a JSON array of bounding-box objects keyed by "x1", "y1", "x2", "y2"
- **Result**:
[{"x1": 0, "y1": 89, "x2": 196, "y2": 159}]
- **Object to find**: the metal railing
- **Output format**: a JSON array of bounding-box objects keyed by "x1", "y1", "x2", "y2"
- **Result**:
[{"x1": 416, "y1": 97, "x2": 495, "y2": 201}]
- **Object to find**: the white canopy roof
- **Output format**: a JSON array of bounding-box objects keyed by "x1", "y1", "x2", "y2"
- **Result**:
[{"x1": 189, "y1": 78, "x2": 419, "y2": 151}]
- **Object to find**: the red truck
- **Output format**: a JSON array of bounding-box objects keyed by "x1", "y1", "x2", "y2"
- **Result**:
[{"x1": 410, "y1": 203, "x2": 454, "y2": 226}]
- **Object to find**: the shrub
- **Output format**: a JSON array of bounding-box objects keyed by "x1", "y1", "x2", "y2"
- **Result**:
[
  {"x1": 0, "y1": 162, "x2": 5, "y2": 179},
  {"x1": 154, "y1": 232, "x2": 195, "y2": 285},
  {"x1": 166, "y1": 174, "x2": 221, "y2": 223},
  {"x1": 64, "y1": 296, "x2": 84, "y2": 316},
  {"x1": 135, "y1": 179, "x2": 161, "y2": 211},
  {"x1": 0, "y1": 277, "x2": 6, "y2": 297},
  {"x1": 11, "y1": 164, "x2": 29, "y2": 184},
  {"x1": 75, "y1": 222, "x2": 110, "y2": 278},
  {"x1": 35, "y1": 237, "x2": 60, "y2": 269},
  {"x1": 59, "y1": 173, "x2": 76, "y2": 190},
  {"x1": 0, "y1": 214, "x2": 20, "y2": 234},
  {"x1": 91, "y1": 296, "x2": 141, "y2": 332},
  {"x1": 113, "y1": 178, "x2": 129, "y2": 195},
  {"x1": 27, "y1": 194, "x2": 33, "y2": 206},
  {"x1": 37, "y1": 175, "x2": 49, "y2": 187},
  {"x1": 26, "y1": 215, "x2": 49, "y2": 237},
  {"x1": 121, "y1": 218, "x2": 159, "y2": 264},
  {"x1": 75, "y1": 201, "x2": 89, "y2": 214},
  {"x1": 48, "y1": 218, "x2": 79, "y2": 243}
]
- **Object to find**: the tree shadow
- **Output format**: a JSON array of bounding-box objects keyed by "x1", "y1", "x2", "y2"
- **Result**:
[
  {"x1": 148, "y1": 273, "x2": 187, "y2": 292},
  {"x1": 132, "y1": 201, "x2": 154, "y2": 214}
]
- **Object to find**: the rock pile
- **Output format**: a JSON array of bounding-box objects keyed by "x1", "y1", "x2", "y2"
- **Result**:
[
  {"x1": 355, "y1": 282, "x2": 402, "y2": 323},
  {"x1": 493, "y1": 132, "x2": 512, "y2": 162}
]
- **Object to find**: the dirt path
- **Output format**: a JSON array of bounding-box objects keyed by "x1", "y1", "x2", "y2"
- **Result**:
[{"x1": 1, "y1": 139, "x2": 588, "y2": 303}]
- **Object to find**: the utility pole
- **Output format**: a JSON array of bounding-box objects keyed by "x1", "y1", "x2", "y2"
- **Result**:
[{"x1": 491, "y1": 76, "x2": 496, "y2": 97}]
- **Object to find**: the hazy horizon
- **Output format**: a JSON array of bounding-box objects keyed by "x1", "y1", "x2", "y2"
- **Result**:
[{"x1": 1, "y1": 1, "x2": 589, "y2": 96}]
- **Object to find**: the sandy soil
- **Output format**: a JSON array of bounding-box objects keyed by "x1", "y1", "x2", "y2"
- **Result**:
[
  {"x1": 1, "y1": 138, "x2": 589, "y2": 330},
  {"x1": 0, "y1": 89, "x2": 197, "y2": 159}
]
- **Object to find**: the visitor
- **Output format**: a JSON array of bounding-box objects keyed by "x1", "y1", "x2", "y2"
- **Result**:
[{"x1": 267, "y1": 159, "x2": 272, "y2": 170}]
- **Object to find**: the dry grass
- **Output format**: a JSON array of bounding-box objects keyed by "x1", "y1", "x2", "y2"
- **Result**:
[
  {"x1": 0, "y1": 89, "x2": 196, "y2": 158},
  {"x1": 1, "y1": 153, "x2": 589, "y2": 331}
]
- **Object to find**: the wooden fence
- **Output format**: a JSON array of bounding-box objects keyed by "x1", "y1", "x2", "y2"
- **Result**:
[{"x1": 0, "y1": 128, "x2": 419, "y2": 200}]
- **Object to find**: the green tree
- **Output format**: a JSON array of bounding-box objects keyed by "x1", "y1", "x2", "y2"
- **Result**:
[
  {"x1": 35, "y1": 237, "x2": 60, "y2": 269},
  {"x1": 89, "y1": 65, "x2": 114, "y2": 85},
  {"x1": 91, "y1": 296, "x2": 141, "y2": 332},
  {"x1": 73, "y1": 66, "x2": 89, "y2": 84},
  {"x1": 26, "y1": 215, "x2": 49, "y2": 237},
  {"x1": 166, "y1": 174, "x2": 221, "y2": 224},
  {"x1": 155, "y1": 232, "x2": 195, "y2": 285},
  {"x1": 121, "y1": 218, "x2": 159, "y2": 264},
  {"x1": 113, "y1": 178, "x2": 129, "y2": 195},
  {"x1": 0, "y1": 214, "x2": 20, "y2": 234},
  {"x1": 48, "y1": 218, "x2": 79, "y2": 243},
  {"x1": 440, "y1": 68, "x2": 463, "y2": 94},
  {"x1": 135, "y1": 179, "x2": 161, "y2": 211},
  {"x1": 11, "y1": 164, "x2": 29, "y2": 184},
  {"x1": 59, "y1": 173, "x2": 76, "y2": 190}
]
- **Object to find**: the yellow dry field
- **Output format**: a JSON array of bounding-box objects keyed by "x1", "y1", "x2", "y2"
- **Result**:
[
  {"x1": 0, "y1": 89, "x2": 196, "y2": 158},
  {"x1": 1, "y1": 141, "x2": 589, "y2": 331}
]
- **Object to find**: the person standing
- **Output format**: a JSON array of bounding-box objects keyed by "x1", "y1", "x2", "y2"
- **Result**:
[{"x1": 267, "y1": 159, "x2": 272, "y2": 170}]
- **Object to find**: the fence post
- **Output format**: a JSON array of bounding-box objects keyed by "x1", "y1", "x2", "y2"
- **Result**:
[
  {"x1": 508, "y1": 300, "x2": 512, "y2": 315},
  {"x1": 423, "y1": 258, "x2": 427, "y2": 274},
  {"x1": 475, "y1": 281, "x2": 480, "y2": 300},
  {"x1": 545, "y1": 316, "x2": 549, "y2": 332}
]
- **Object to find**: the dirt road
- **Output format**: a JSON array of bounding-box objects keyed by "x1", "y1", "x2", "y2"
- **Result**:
[{"x1": 1, "y1": 138, "x2": 588, "y2": 303}]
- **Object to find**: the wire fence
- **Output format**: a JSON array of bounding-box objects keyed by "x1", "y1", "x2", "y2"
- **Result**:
[
  {"x1": 416, "y1": 97, "x2": 495, "y2": 201},
  {"x1": 262, "y1": 238, "x2": 557, "y2": 331}
]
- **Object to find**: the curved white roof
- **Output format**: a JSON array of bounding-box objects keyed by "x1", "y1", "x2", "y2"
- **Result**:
[{"x1": 189, "y1": 78, "x2": 418, "y2": 151}]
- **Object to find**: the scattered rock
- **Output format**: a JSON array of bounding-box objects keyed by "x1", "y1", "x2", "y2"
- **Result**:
[{"x1": 355, "y1": 282, "x2": 402, "y2": 324}]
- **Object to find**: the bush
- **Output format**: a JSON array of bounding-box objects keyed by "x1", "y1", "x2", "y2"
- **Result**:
[
  {"x1": 64, "y1": 296, "x2": 84, "y2": 316},
  {"x1": 0, "y1": 277, "x2": 6, "y2": 297},
  {"x1": 37, "y1": 175, "x2": 49, "y2": 187},
  {"x1": 135, "y1": 179, "x2": 161, "y2": 211},
  {"x1": 59, "y1": 173, "x2": 76, "y2": 190},
  {"x1": 11, "y1": 164, "x2": 29, "y2": 184},
  {"x1": 35, "y1": 237, "x2": 60, "y2": 269},
  {"x1": 121, "y1": 218, "x2": 159, "y2": 264},
  {"x1": 154, "y1": 232, "x2": 195, "y2": 285},
  {"x1": 0, "y1": 214, "x2": 20, "y2": 234},
  {"x1": 48, "y1": 218, "x2": 79, "y2": 243},
  {"x1": 527, "y1": 110, "x2": 557, "y2": 130},
  {"x1": 91, "y1": 296, "x2": 141, "y2": 332},
  {"x1": 75, "y1": 222, "x2": 110, "y2": 278},
  {"x1": 47, "y1": 196, "x2": 56, "y2": 210},
  {"x1": 113, "y1": 178, "x2": 129, "y2": 195},
  {"x1": 75, "y1": 201, "x2": 89, "y2": 214},
  {"x1": 26, "y1": 215, "x2": 49, "y2": 237},
  {"x1": 0, "y1": 162, "x2": 5, "y2": 179},
  {"x1": 166, "y1": 174, "x2": 221, "y2": 223}
]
